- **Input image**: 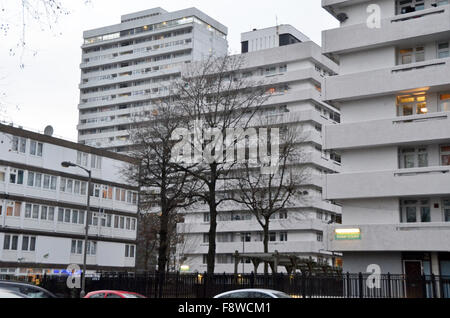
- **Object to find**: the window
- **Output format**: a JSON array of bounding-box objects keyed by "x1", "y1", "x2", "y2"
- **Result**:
[
  {"x1": 9, "y1": 169, "x2": 24, "y2": 185},
  {"x1": 440, "y1": 93, "x2": 450, "y2": 112},
  {"x1": 204, "y1": 213, "x2": 210, "y2": 223},
  {"x1": 441, "y1": 145, "x2": 450, "y2": 166},
  {"x1": 12, "y1": 137, "x2": 26, "y2": 153},
  {"x1": 32, "y1": 205, "x2": 39, "y2": 219},
  {"x1": 397, "y1": 94, "x2": 428, "y2": 116},
  {"x1": 126, "y1": 218, "x2": 131, "y2": 230},
  {"x1": 399, "y1": 146, "x2": 428, "y2": 168},
  {"x1": 401, "y1": 199, "x2": 430, "y2": 223},
  {"x1": 91, "y1": 155, "x2": 102, "y2": 169},
  {"x1": 41, "y1": 206, "x2": 48, "y2": 220},
  {"x1": 22, "y1": 236, "x2": 30, "y2": 251},
  {"x1": 444, "y1": 199, "x2": 450, "y2": 222},
  {"x1": 269, "y1": 232, "x2": 277, "y2": 242},
  {"x1": 25, "y1": 204, "x2": 32, "y2": 218},
  {"x1": 58, "y1": 208, "x2": 64, "y2": 222},
  {"x1": 64, "y1": 209, "x2": 71, "y2": 223},
  {"x1": 280, "y1": 232, "x2": 288, "y2": 242},
  {"x1": 398, "y1": 46, "x2": 425, "y2": 65},
  {"x1": 279, "y1": 211, "x2": 288, "y2": 219},
  {"x1": 438, "y1": 42, "x2": 449, "y2": 59},
  {"x1": 48, "y1": 207, "x2": 55, "y2": 221},
  {"x1": 71, "y1": 240, "x2": 83, "y2": 254},
  {"x1": 114, "y1": 215, "x2": 119, "y2": 228},
  {"x1": 60, "y1": 178, "x2": 66, "y2": 192},
  {"x1": 87, "y1": 241, "x2": 97, "y2": 255},
  {"x1": 7, "y1": 202, "x2": 21, "y2": 217},
  {"x1": 240, "y1": 233, "x2": 251, "y2": 243},
  {"x1": 80, "y1": 182, "x2": 87, "y2": 195},
  {"x1": 397, "y1": 0, "x2": 425, "y2": 14},
  {"x1": 0, "y1": 167, "x2": 5, "y2": 182},
  {"x1": 317, "y1": 233, "x2": 323, "y2": 242},
  {"x1": 72, "y1": 210, "x2": 79, "y2": 224},
  {"x1": 3, "y1": 235, "x2": 11, "y2": 250},
  {"x1": 27, "y1": 172, "x2": 35, "y2": 187},
  {"x1": 11, "y1": 235, "x2": 18, "y2": 250},
  {"x1": 79, "y1": 211, "x2": 85, "y2": 224},
  {"x1": 74, "y1": 181, "x2": 81, "y2": 194},
  {"x1": 125, "y1": 245, "x2": 135, "y2": 258},
  {"x1": 76, "y1": 152, "x2": 89, "y2": 166},
  {"x1": 29, "y1": 141, "x2": 43, "y2": 156},
  {"x1": 279, "y1": 65, "x2": 287, "y2": 73},
  {"x1": 120, "y1": 216, "x2": 125, "y2": 229},
  {"x1": 67, "y1": 180, "x2": 73, "y2": 193},
  {"x1": 35, "y1": 173, "x2": 42, "y2": 188}
]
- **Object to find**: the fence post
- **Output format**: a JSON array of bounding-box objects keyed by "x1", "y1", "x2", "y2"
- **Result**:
[
  {"x1": 387, "y1": 273, "x2": 392, "y2": 298},
  {"x1": 431, "y1": 274, "x2": 437, "y2": 299},
  {"x1": 203, "y1": 272, "x2": 207, "y2": 298},
  {"x1": 175, "y1": 271, "x2": 180, "y2": 298},
  {"x1": 346, "y1": 272, "x2": 351, "y2": 298},
  {"x1": 358, "y1": 272, "x2": 364, "y2": 299}
]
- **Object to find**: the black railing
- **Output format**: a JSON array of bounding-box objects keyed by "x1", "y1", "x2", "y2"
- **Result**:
[{"x1": 4, "y1": 272, "x2": 450, "y2": 299}]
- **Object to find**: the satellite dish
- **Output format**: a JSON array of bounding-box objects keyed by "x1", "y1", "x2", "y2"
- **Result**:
[
  {"x1": 44, "y1": 125, "x2": 54, "y2": 136},
  {"x1": 337, "y1": 13, "x2": 348, "y2": 23}
]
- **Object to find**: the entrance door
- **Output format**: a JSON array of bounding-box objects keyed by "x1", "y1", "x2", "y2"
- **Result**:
[{"x1": 404, "y1": 261, "x2": 424, "y2": 298}]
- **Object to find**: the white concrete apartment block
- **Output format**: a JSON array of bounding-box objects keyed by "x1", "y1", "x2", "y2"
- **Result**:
[
  {"x1": 77, "y1": 7, "x2": 228, "y2": 152},
  {"x1": 0, "y1": 123, "x2": 139, "y2": 276},
  {"x1": 322, "y1": 0, "x2": 450, "y2": 281}
]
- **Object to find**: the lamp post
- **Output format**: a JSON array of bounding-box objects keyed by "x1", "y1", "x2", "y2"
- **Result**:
[{"x1": 61, "y1": 161, "x2": 91, "y2": 298}]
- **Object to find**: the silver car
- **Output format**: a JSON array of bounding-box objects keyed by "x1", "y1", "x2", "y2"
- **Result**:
[
  {"x1": 214, "y1": 289, "x2": 292, "y2": 298},
  {"x1": 0, "y1": 288, "x2": 28, "y2": 298}
]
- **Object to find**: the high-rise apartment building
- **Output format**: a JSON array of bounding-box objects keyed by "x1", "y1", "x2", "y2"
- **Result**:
[
  {"x1": 322, "y1": 0, "x2": 450, "y2": 294},
  {"x1": 177, "y1": 26, "x2": 342, "y2": 273},
  {"x1": 0, "y1": 123, "x2": 139, "y2": 277},
  {"x1": 77, "y1": 7, "x2": 228, "y2": 152}
]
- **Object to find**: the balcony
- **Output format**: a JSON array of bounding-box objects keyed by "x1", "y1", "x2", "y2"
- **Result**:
[
  {"x1": 322, "y1": 5, "x2": 450, "y2": 56},
  {"x1": 325, "y1": 166, "x2": 450, "y2": 200},
  {"x1": 328, "y1": 223, "x2": 450, "y2": 252},
  {"x1": 323, "y1": 58, "x2": 450, "y2": 102},
  {"x1": 324, "y1": 112, "x2": 450, "y2": 150},
  {"x1": 182, "y1": 241, "x2": 324, "y2": 255},
  {"x1": 178, "y1": 219, "x2": 326, "y2": 235}
]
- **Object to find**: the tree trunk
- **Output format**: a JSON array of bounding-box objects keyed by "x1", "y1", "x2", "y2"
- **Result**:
[
  {"x1": 206, "y1": 163, "x2": 218, "y2": 276},
  {"x1": 263, "y1": 222, "x2": 270, "y2": 275}
]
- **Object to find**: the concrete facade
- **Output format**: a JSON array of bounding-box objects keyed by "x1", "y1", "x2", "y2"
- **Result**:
[
  {"x1": 0, "y1": 123, "x2": 139, "y2": 277},
  {"x1": 322, "y1": 0, "x2": 450, "y2": 279}
]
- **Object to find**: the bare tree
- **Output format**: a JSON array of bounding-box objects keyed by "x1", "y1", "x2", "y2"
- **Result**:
[
  {"x1": 230, "y1": 120, "x2": 310, "y2": 274},
  {"x1": 170, "y1": 54, "x2": 271, "y2": 275},
  {"x1": 124, "y1": 101, "x2": 199, "y2": 281},
  {"x1": 0, "y1": 0, "x2": 90, "y2": 66}
]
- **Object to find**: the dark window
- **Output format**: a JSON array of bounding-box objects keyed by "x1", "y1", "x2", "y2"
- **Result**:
[
  {"x1": 241, "y1": 41, "x2": 249, "y2": 53},
  {"x1": 279, "y1": 33, "x2": 301, "y2": 47}
]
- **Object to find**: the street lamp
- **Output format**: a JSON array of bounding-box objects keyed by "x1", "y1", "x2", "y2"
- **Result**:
[{"x1": 61, "y1": 161, "x2": 91, "y2": 298}]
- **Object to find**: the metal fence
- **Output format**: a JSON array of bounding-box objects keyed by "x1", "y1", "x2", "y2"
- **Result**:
[{"x1": 3, "y1": 272, "x2": 450, "y2": 298}]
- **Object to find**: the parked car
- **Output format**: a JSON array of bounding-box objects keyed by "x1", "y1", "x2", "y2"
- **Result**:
[
  {"x1": 214, "y1": 289, "x2": 292, "y2": 299},
  {"x1": 0, "y1": 281, "x2": 57, "y2": 298},
  {"x1": 84, "y1": 290, "x2": 146, "y2": 298},
  {"x1": 0, "y1": 288, "x2": 29, "y2": 298}
]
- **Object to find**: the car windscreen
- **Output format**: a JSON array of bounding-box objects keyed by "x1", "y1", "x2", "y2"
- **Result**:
[{"x1": 122, "y1": 293, "x2": 145, "y2": 298}]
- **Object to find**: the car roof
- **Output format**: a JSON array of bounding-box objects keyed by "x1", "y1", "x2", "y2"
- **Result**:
[
  {"x1": 0, "y1": 288, "x2": 29, "y2": 298},
  {"x1": 87, "y1": 290, "x2": 140, "y2": 294},
  {"x1": 215, "y1": 289, "x2": 285, "y2": 297},
  {"x1": 0, "y1": 280, "x2": 57, "y2": 296}
]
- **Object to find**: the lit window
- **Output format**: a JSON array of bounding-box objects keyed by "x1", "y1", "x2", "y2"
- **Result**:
[
  {"x1": 441, "y1": 145, "x2": 450, "y2": 166},
  {"x1": 397, "y1": 94, "x2": 428, "y2": 116}
]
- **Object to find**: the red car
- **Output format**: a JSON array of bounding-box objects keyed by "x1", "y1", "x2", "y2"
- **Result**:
[{"x1": 84, "y1": 290, "x2": 146, "y2": 298}]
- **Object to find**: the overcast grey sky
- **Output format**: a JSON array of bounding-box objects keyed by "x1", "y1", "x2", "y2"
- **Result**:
[{"x1": 0, "y1": 0, "x2": 338, "y2": 141}]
